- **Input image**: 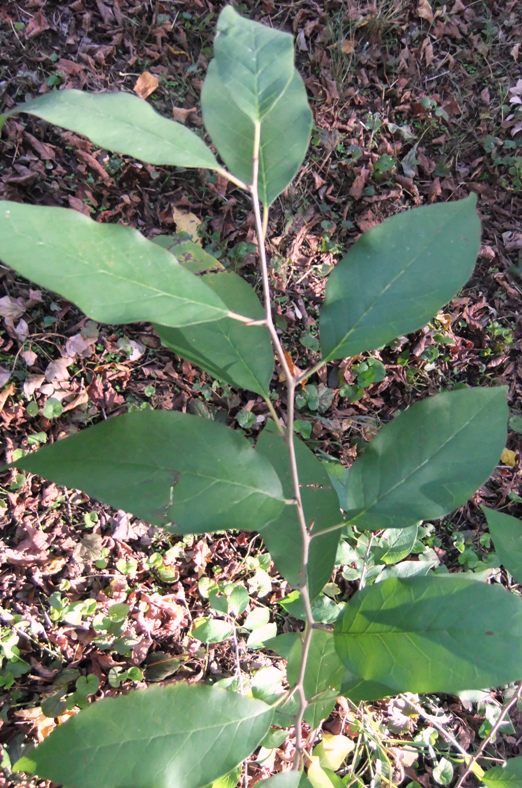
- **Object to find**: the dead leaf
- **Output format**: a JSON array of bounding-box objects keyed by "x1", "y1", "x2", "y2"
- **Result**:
[
  {"x1": 278, "y1": 351, "x2": 303, "y2": 383},
  {"x1": 25, "y1": 10, "x2": 51, "y2": 39},
  {"x1": 62, "y1": 388, "x2": 90, "y2": 413},
  {"x1": 4, "y1": 523, "x2": 49, "y2": 566},
  {"x1": 65, "y1": 332, "x2": 97, "y2": 359},
  {"x1": 0, "y1": 367, "x2": 11, "y2": 388},
  {"x1": 172, "y1": 106, "x2": 196, "y2": 124},
  {"x1": 435, "y1": 312, "x2": 453, "y2": 331},
  {"x1": 391, "y1": 746, "x2": 419, "y2": 769},
  {"x1": 500, "y1": 448, "x2": 517, "y2": 467},
  {"x1": 134, "y1": 71, "x2": 159, "y2": 100},
  {"x1": 511, "y1": 43, "x2": 520, "y2": 61},
  {"x1": 21, "y1": 349, "x2": 38, "y2": 367},
  {"x1": 349, "y1": 166, "x2": 369, "y2": 200},
  {"x1": 420, "y1": 37, "x2": 434, "y2": 66},
  {"x1": 167, "y1": 45, "x2": 188, "y2": 58},
  {"x1": 45, "y1": 357, "x2": 73, "y2": 383},
  {"x1": 172, "y1": 207, "x2": 202, "y2": 244},
  {"x1": 12, "y1": 318, "x2": 29, "y2": 343},
  {"x1": 23, "y1": 374, "x2": 45, "y2": 398},
  {"x1": 341, "y1": 39, "x2": 355, "y2": 55},
  {"x1": 0, "y1": 382, "x2": 15, "y2": 412},
  {"x1": 0, "y1": 295, "x2": 26, "y2": 320},
  {"x1": 417, "y1": 0, "x2": 434, "y2": 23}
]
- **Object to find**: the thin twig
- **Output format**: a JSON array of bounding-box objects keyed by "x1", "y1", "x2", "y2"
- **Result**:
[
  {"x1": 216, "y1": 166, "x2": 249, "y2": 191},
  {"x1": 407, "y1": 696, "x2": 474, "y2": 765},
  {"x1": 454, "y1": 682, "x2": 522, "y2": 788},
  {"x1": 250, "y1": 119, "x2": 315, "y2": 770},
  {"x1": 296, "y1": 358, "x2": 326, "y2": 386},
  {"x1": 263, "y1": 394, "x2": 285, "y2": 434}
]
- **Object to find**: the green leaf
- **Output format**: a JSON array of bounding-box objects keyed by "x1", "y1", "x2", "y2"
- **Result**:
[
  {"x1": 0, "y1": 202, "x2": 231, "y2": 328},
  {"x1": 278, "y1": 591, "x2": 343, "y2": 625},
  {"x1": 191, "y1": 618, "x2": 234, "y2": 644},
  {"x1": 482, "y1": 507, "x2": 522, "y2": 583},
  {"x1": 209, "y1": 766, "x2": 242, "y2": 788},
  {"x1": 482, "y1": 757, "x2": 522, "y2": 786},
  {"x1": 320, "y1": 196, "x2": 481, "y2": 359},
  {"x1": 12, "y1": 411, "x2": 286, "y2": 534},
  {"x1": 374, "y1": 525, "x2": 419, "y2": 566},
  {"x1": 214, "y1": 6, "x2": 294, "y2": 121},
  {"x1": 247, "y1": 623, "x2": 277, "y2": 649},
  {"x1": 157, "y1": 271, "x2": 274, "y2": 396},
  {"x1": 509, "y1": 414, "x2": 522, "y2": 434},
  {"x1": 258, "y1": 772, "x2": 312, "y2": 787},
  {"x1": 313, "y1": 734, "x2": 354, "y2": 772},
  {"x1": 278, "y1": 629, "x2": 345, "y2": 727},
  {"x1": 344, "y1": 387, "x2": 507, "y2": 530},
  {"x1": 256, "y1": 422, "x2": 342, "y2": 599},
  {"x1": 13, "y1": 683, "x2": 273, "y2": 787},
  {"x1": 152, "y1": 237, "x2": 225, "y2": 273},
  {"x1": 432, "y1": 757, "x2": 454, "y2": 786},
  {"x1": 334, "y1": 576, "x2": 522, "y2": 694},
  {"x1": 202, "y1": 62, "x2": 312, "y2": 205},
  {"x1": 42, "y1": 397, "x2": 63, "y2": 420},
  {"x1": 9, "y1": 89, "x2": 219, "y2": 169}
]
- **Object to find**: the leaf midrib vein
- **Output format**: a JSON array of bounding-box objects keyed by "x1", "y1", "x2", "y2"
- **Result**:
[
  {"x1": 351, "y1": 399, "x2": 487, "y2": 523},
  {"x1": 325, "y1": 201, "x2": 468, "y2": 358}
]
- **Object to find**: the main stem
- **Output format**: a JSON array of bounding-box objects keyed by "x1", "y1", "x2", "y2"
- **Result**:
[{"x1": 250, "y1": 122, "x2": 315, "y2": 769}]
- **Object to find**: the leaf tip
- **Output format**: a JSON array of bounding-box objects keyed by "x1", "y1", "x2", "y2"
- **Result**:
[{"x1": 13, "y1": 755, "x2": 37, "y2": 775}]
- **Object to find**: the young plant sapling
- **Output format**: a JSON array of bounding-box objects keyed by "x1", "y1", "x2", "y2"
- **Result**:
[{"x1": 0, "y1": 6, "x2": 521, "y2": 786}]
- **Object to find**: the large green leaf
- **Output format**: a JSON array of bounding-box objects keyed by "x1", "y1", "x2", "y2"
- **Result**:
[
  {"x1": 214, "y1": 6, "x2": 294, "y2": 121},
  {"x1": 11, "y1": 412, "x2": 286, "y2": 534},
  {"x1": 273, "y1": 630, "x2": 344, "y2": 727},
  {"x1": 14, "y1": 683, "x2": 273, "y2": 787},
  {"x1": 320, "y1": 196, "x2": 481, "y2": 359},
  {"x1": 157, "y1": 271, "x2": 274, "y2": 395},
  {"x1": 256, "y1": 423, "x2": 342, "y2": 598},
  {"x1": 483, "y1": 507, "x2": 522, "y2": 584},
  {"x1": 344, "y1": 387, "x2": 507, "y2": 530},
  {"x1": 482, "y1": 757, "x2": 522, "y2": 787},
  {"x1": 202, "y1": 63, "x2": 312, "y2": 205},
  {"x1": 334, "y1": 576, "x2": 522, "y2": 694},
  {"x1": 0, "y1": 202, "x2": 232, "y2": 328},
  {"x1": 8, "y1": 89, "x2": 219, "y2": 169}
]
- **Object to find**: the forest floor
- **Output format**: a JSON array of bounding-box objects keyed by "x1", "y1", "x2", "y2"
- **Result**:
[{"x1": 0, "y1": 0, "x2": 521, "y2": 786}]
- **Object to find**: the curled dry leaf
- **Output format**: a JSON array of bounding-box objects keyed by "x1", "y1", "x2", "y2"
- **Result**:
[
  {"x1": 45, "y1": 357, "x2": 73, "y2": 383},
  {"x1": 349, "y1": 166, "x2": 369, "y2": 200},
  {"x1": 134, "y1": 71, "x2": 160, "y2": 100},
  {"x1": 0, "y1": 295, "x2": 26, "y2": 320},
  {"x1": 417, "y1": 0, "x2": 434, "y2": 22},
  {"x1": 21, "y1": 349, "x2": 38, "y2": 367},
  {"x1": 4, "y1": 523, "x2": 49, "y2": 566},
  {"x1": 24, "y1": 10, "x2": 51, "y2": 39},
  {"x1": 65, "y1": 332, "x2": 97, "y2": 359},
  {"x1": 23, "y1": 374, "x2": 45, "y2": 398},
  {"x1": 0, "y1": 381, "x2": 15, "y2": 411}
]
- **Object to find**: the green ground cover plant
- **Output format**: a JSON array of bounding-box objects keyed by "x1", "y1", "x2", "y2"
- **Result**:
[{"x1": 0, "y1": 6, "x2": 521, "y2": 787}]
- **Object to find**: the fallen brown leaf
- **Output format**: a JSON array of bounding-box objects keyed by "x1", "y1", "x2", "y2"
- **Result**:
[
  {"x1": 0, "y1": 382, "x2": 15, "y2": 413},
  {"x1": 417, "y1": 0, "x2": 434, "y2": 23},
  {"x1": 25, "y1": 10, "x2": 50, "y2": 39},
  {"x1": 134, "y1": 71, "x2": 160, "y2": 100},
  {"x1": 349, "y1": 166, "x2": 369, "y2": 200}
]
